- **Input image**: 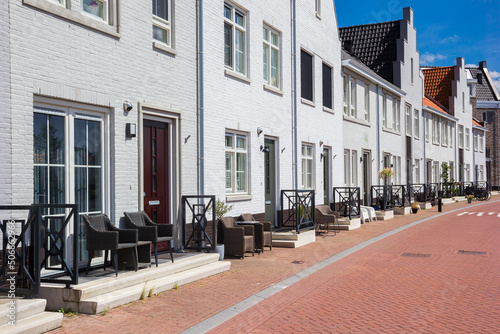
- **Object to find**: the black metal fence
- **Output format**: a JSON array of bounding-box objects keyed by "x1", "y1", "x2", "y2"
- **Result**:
[
  {"x1": 333, "y1": 187, "x2": 360, "y2": 219},
  {"x1": 181, "y1": 195, "x2": 216, "y2": 251},
  {"x1": 280, "y1": 190, "x2": 315, "y2": 233}
]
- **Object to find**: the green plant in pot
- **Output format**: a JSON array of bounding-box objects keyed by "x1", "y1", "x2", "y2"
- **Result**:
[
  {"x1": 466, "y1": 195, "x2": 473, "y2": 203},
  {"x1": 411, "y1": 202, "x2": 420, "y2": 213}
]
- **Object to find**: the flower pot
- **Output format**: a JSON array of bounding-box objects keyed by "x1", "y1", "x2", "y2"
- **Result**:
[
  {"x1": 411, "y1": 208, "x2": 418, "y2": 214},
  {"x1": 215, "y1": 244, "x2": 224, "y2": 261},
  {"x1": 467, "y1": 198, "x2": 472, "y2": 204}
]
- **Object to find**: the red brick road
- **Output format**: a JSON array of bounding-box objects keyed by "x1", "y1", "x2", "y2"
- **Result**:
[
  {"x1": 210, "y1": 201, "x2": 500, "y2": 333},
  {"x1": 51, "y1": 200, "x2": 500, "y2": 333}
]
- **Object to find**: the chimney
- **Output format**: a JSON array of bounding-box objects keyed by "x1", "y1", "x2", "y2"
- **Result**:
[
  {"x1": 479, "y1": 61, "x2": 487, "y2": 69},
  {"x1": 477, "y1": 72, "x2": 483, "y2": 84}
]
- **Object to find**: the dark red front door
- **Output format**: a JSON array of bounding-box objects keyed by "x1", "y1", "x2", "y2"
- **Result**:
[{"x1": 143, "y1": 120, "x2": 170, "y2": 251}]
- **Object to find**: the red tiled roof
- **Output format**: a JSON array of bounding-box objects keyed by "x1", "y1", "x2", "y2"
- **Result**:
[
  {"x1": 422, "y1": 66, "x2": 454, "y2": 110},
  {"x1": 423, "y1": 95, "x2": 449, "y2": 115},
  {"x1": 473, "y1": 119, "x2": 482, "y2": 127}
]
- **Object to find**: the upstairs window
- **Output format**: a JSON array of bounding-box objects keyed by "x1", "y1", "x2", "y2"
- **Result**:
[
  {"x1": 153, "y1": 0, "x2": 172, "y2": 47},
  {"x1": 405, "y1": 104, "x2": 412, "y2": 136},
  {"x1": 224, "y1": 4, "x2": 247, "y2": 75},
  {"x1": 458, "y1": 125, "x2": 464, "y2": 149},
  {"x1": 465, "y1": 128, "x2": 470, "y2": 150},
  {"x1": 82, "y1": 0, "x2": 108, "y2": 21},
  {"x1": 413, "y1": 109, "x2": 419, "y2": 139},
  {"x1": 301, "y1": 50, "x2": 314, "y2": 102},
  {"x1": 263, "y1": 25, "x2": 280, "y2": 88},
  {"x1": 322, "y1": 63, "x2": 333, "y2": 110}
]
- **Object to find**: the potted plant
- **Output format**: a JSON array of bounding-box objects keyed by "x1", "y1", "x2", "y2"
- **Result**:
[
  {"x1": 466, "y1": 195, "x2": 473, "y2": 203},
  {"x1": 411, "y1": 202, "x2": 420, "y2": 214},
  {"x1": 378, "y1": 168, "x2": 395, "y2": 184},
  {"x1": 210, "y1": 199, "x2": 233, "y2": 261}
]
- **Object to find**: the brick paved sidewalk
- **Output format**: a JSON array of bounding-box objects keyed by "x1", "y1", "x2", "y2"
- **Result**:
[{"x1": 50, "y1": 199, "x2": 496, "y2": 334}]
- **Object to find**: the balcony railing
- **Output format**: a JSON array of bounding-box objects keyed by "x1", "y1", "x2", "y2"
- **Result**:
[
  {"x1": 333, "y1": 187, "x2": 360, "y2": 219},
  {"x1": 181, "y1": 195, "x2": 216, "y2": 252},
  {"x1": 280, "y1": 190, "x2": 315, "y2": 233}
]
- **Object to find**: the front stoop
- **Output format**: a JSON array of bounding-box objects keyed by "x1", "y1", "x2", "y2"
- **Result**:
[
  {"x1": 0, "y1": 299, "x2": 62, "y2": 334},
  {"x1": 40, "y1": 253, "x2": 230, "y2": 314},
  {"x1": 272, "y1": 229, "x2": 316, "y2": 248},
  {"x1": 393, "y1": 207, "x2": 411, "y2": 215},
  {"x1": 375, "y1": 210, "x2": 394, "y2": 220},
  {"x1": 337, "y1": 217, "x2": 361, "y2": 230}
]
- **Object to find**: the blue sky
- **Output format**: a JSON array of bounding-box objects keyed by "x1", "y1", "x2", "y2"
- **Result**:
[{"x1": 336, "y1": 0, "x2": 500, "y2": 92}]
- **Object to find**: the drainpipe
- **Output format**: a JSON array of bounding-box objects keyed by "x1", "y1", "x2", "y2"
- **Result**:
[
  {"x1": 197, "y1": 0, "x2": 205, "y2": 196},
  {"x1": 423, "y1": 109, "x2": 426, "y2": 182},
  {"x1": 377, "y1": 84, "x2": 381, "y2": 186},
  {"x1": 291, "y1": 0, "x2": 298, "y2": 189}
]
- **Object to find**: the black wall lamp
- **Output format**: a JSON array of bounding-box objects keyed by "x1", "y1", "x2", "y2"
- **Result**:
[
  {"x1": 126, "y1": 123, "x2": 136, "y2": 138},
  {"x1": 260, "y1": 145, "x2": 270, "y2": 153}
]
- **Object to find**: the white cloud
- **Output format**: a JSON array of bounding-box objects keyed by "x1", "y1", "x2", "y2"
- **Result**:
[
  {"x1": 465, "y1": 64, "x2": 478, "y2": 68},
  {"x1": 440, "y1": 35, "x2": 460, "y2": 44},
  {"x1": 420, "y1": 52, "x2": 447, "y2": 65}
]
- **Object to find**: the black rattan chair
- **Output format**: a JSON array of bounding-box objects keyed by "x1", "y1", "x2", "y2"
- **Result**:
[
  {"x1": 82, "y1": 214, "x2": 138, "y2": 277},
  {"x1": 123, "y1": 211, "x2": 174, "y2": 266}
]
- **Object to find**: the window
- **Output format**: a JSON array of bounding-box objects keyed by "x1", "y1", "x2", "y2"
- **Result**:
[
  {"x1": 82, "y1": 0, "x2": 108, "y2": 21},
  {"x1": 343, "y1": 75, "x2": 349, "y2": 115},
  {"x1": 349, "y1": 77, "x2": 356, "y2": 117},
  {"x1": 385, "y1": 94, "x2": 400, "y2": 132},
  {"x1": 382, "y1": 95, "x2": 388, "y2": 128},
  {"x1": 465, "y1": 163, "x2": 470, "y2": 182},
  {"x1": 405, "y1": 104, "x2": 412, "y2": 136},
  {"x1": 425, "y1": 115, "x2": 430, "y2": 142},
  {"x1": 224, "y1": 4, "x2": 246, "y2": 75},
  {"x1": 414, "y1": 159, "x2": 420, "y2": 183},
  {"x1": 225, "y1": 131, "x2": 248, "y2": 193},
  {"x1": 411, "y1": 58, "x2": 414, "y2": 84},
  {"x1": 357, "y1": 80, "x2": 369, "y2": 121},
  {"x1": 450, "y1": 123, "x2": 454, "y2": 148},
  {"x1": 432, "y1": 162, "x2": 440, "y2": 183},
  {"x1": 441, "y1": 121, "x2": 448, "y2": 146},
  {"x1": 343, "y1": 149, "x2": 350, "y2": 186},
  {"x1": 315, "y1": 0, "x2": 321, "y2": 17},
  {"x1": 393, "y1": 99, "x2": 400, "y2": 131},
  {"x1": 413, "y1": 109, "x2": 419, "y2": 138},
  {"x1": 301, "y1": 50, "x2": 314, "y2": 102},
  {"x1": 351, "y1": 150, "x2": 358, "y2": 186},
  {"x1": 474, "y1": 132, "x2": 478, "y2": 152},
  {"x1": 479, "y1": 133, "x2": 484, "y2": 152},
  {"x1": 432, "y1": 116, "x2": 440, "y2": 145},
  {"x1": 465, "y1": 128, "x2": 470, "y2": 150},
  {"x1": 462, "y1": 92, "x2": 465, "y2": 113},
  {"x1": 34, "y1": 104, "x2": 106, "y2": 263},
  {"x1": 322, "y1": 63, "x2": 333, "y2": 109},
  {"x1": 458, "y1": 125, "x2": 464, "y2": 149},
  {"x1": 263, "y1": 25, "x2": 280, "y2": 88},
  {"x1": 301, "y1": 144, "x2": 314, "y2": 189},
  {"x1": 153, "y1": 0, "x2": 172, "y2": 47}
]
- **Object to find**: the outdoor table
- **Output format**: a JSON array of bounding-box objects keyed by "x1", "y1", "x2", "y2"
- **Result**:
[{"x1": 117, "y1": 240, "x2": 152, "y2": 269}]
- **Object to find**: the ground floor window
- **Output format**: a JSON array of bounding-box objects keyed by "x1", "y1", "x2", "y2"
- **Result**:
[
  {"x1": 225, "y1": 131, "x2": 248, "y2": 194},
  {"x1": 301, "y1": 143, "x2": 314, "y2": 189}
]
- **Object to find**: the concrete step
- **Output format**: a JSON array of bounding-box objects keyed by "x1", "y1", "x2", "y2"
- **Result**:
[
  {"x1": 337, "y1": 217, "x2": 361, "y2": 230},
  {"x1": 0, "y1": 311, "x2": 62, "y2": 334},
  {"x1": 78, "y1": 260, "x2": 230, "y2": 314},
  {"x1": 375, "y1": 210, "x2": 394, "y2": 220},
  {"x1": 40, "y1": 253, "x2": 231, "y2": 314},
  {"x1": 0, "y1": 298, "x2": 46, "y2": 325},
  {"x1": 272, "y1": 230, "x2": 315, "y2": 248}
]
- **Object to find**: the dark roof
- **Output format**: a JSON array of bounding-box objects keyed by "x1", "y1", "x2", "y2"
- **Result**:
[
  {"x1": 339, "y1": 20, "x2": 400, "y2": 83},
  {"x1": 467, "y1": 67, "x2": 499, "y2": 101},
  {"x1": 422, "y1": 66, "x2": 455, "y2": 110}
]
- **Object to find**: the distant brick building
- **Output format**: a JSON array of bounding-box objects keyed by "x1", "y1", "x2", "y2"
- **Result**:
[{"x1": 467, "y1": 61, "x2": 500, "y2": 189}]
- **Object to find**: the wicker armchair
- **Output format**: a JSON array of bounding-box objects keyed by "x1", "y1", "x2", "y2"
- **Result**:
[
  {"x1": 123, "y1": 211, "x2": 174, "y2": 267},
  {"x1": 238, "y1": 213, "x2": 272, "y2": 252},
  {"x1": 82, "y1": 214, "x2": 138, "y2": 277},
  {"x1": 315, "y1": 205, "x2": 340, "y2": 235},
  {"x1": 219, "y1": 216, "x2": 255, "y2": 258}
]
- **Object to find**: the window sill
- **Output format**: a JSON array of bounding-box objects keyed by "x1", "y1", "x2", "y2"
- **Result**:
[
  {"x1": 382, "y1": 127, "x2": 401, "y2": 135},
  {"x1": 301, "y1": 98, "x2": 315, "y2": 108},
  {"x1": 224, "y1": 69, "x2": 251, "y2": 84},
  {"x1": 153, "y1": 42, "x2": 177, "y2": 56},
  {"x1": 226, "y1": 194, "x2": 252, "y2": 202},
  {"x1": 263, "y1": 84, "x2": 284, "y2": 96},
  {"x1": 343, "y1": 115, "x2": 370, "y2": 127},
  {"x1": 322, "y1": 106, "x2": 334, "y2": 114},
  {"x1": 23, "y1": 0, "x2": 120, "y2": 38}
]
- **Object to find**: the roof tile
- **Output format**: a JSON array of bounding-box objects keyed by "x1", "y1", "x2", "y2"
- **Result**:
[{"x1": 422, "y1": 67, "x2": 454, "y2": 110}]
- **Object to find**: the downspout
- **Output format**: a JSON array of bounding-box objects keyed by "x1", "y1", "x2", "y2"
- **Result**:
[
  {"x1": 377, "y1": 84, "x2": 381, "y2": 186},
  {"x1": 291, "y1": 0, "x2": 298, "y2": 189},
  {"x1": 197, "y1": 0, "x2": 205, "y2": 196},
  {"x1": 423, "y1": 109, "x2": 426, "y2": 182}
]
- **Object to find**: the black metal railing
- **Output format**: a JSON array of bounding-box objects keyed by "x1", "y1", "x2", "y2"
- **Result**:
[
  {"x1": 408, "y1": 183, "x2": 426, "y2": 202},
  {"x1": 280, "y1": 190, "x2": 315, "y2": 233},
  {"x1": 0, "y1": 205, "x2": 41, "y2": 297},
  {"x1": 333, "y1": 187, "x2": 360, "y2": 219},
  {"x1": 181, "y1": 195, "x2": 216, "y2": 251},
  {"x1": 371, "y1": 185, "x2": 393, "y2": 210},
  {"x1": 39, "y1": 204, "x2": 79, "y2": 288}
]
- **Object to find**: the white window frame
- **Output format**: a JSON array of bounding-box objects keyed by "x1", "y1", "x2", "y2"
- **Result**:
[
  {"x1": 441, "y1": 120, "x2": 448, "y2": 147},
  {"x1": 81, "y1": 0, "x2": 108, "y2": 22},
  {"x1": 473, "y1": 131, "x2": 478, "y2": 152},
  {"x1": 413, "y1": 109, "x2": 419, "y2": 139},
  {"x1": 225, "y1": 131, "x2": 249, "y2": 194},
  {"x1": 364, "y1": 83, "x2": 370, "y2": 121},
  {"x1": 343, "y1": 149, "x2": 350, "y2": 186},
  {"x1": 479, "y1": 133, "x2": 484, "y2": 152},
  {"x1": 425, "y1": 115, "x2": 430, "y2": 142},
  {"x1": 465, "y1": 128, "x2": 470, "y2": 150},
  {"x1": 152, "y1": 0, "x2": 172, "y2": 48},
  {"x1": 343, "y1": 75, "x2": 349, "y2": 115},
  {"x1": 301, "y1": 143, "x2": 314, "y2": 189},
  {"x1": 349, "y1": 77, "x2": 356, "y2": 117},
  {"x1": 450, "y1": 123, "x2": 454, "y2": 148},
  {"x1": 351, "y1": 150, "x2": 358, "y2": 187},
  {"x1": 263, "y1": 24, "x2": 281, "y2": 89},
  {"x1": 322, "y1": 62, "x2": 333, "y2": 110},
  {"x1": 414, "y1": 159, "x2": 420, "y2": 183},
  {"x1": 458, "y1": 125, "x2": 464, "y2": 149},
  {"x1": 315, "y1": 0, "x2": 321, "y2": 18},
  {"x1": 382, "y1": 95, "x2": 388, "y2": 128},
  {"x1": 224, "y1": 3, "x2": 247, "y2": 76},
  {"x1": 405, "y1": 103, "x2": 412, "y2": 136}
]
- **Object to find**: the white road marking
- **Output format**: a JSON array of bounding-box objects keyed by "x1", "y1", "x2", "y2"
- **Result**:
[
  {"x1": 477, "y1": 212, "x2": 484, "y2": 216},
  {"x1": 457, "y1": 212, "x2": 468, "y2": 216}
]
